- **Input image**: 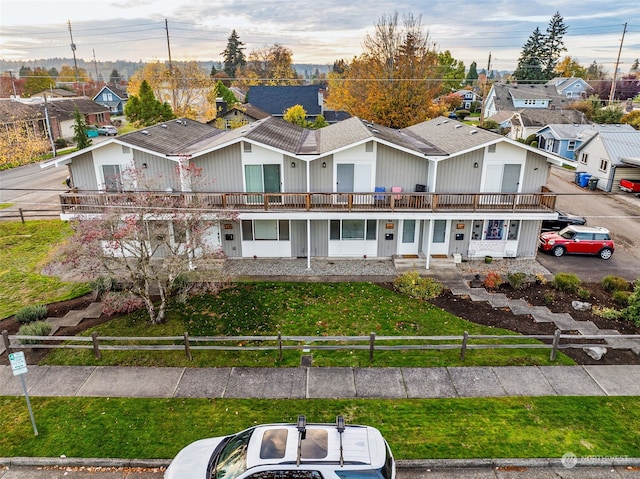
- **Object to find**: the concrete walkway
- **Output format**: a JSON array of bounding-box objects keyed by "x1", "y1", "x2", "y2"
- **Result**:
[{"x1": 3, "y1": 364, "x2": 640, "y2": 398}]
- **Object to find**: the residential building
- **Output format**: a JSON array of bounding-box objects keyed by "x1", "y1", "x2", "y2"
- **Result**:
[
  {"x1": 509, "y1": 109, "x2": 589, "y2": 141},
  {"x1": 214, "y1": 103, "x2": 271, "y2": 129},
  {"x1": 573, "y1": 126, "x2": 640, "y2": 192},
  {"x1": 42, "y1": 116, "x2": 560, "y2": 266},
  {"x1": 454, "y1": 89, "x2": 482, "y2": 111},
  {"x1": 93, "y1": 85, "x2": 129, "y2": 115},
  {"x1": 536, "y1": 124, "x2": 629, "y2": 162},
  {"x1": 545, "y1": 77, "x2": 592, "y2": 99}
]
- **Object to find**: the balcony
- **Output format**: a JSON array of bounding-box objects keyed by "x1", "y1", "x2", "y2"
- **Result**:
[{"x1": 59, "y1": 191, "x2": 556, "y2": 215}]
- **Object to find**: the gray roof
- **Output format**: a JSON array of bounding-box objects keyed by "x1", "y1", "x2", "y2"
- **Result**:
[
  {"x1": 121, "y1": 118, "x2": 224, "y2": 156},
  {"x1": 598, "y1": 130, "x2": 640, "y2": 166},
  {"x1": 0, "y1": 99, "x2": 44, "y2": 123},
  {"x1": 490, "y1": 83, "x2": 575, "y2": 112},
  {"x1": 538, "y1": 123, "x2": 633, "y2": 140},
  {"x1": 513, "y1": 109, "x2": 588, "y2": 128},
  {"x1": 404, "y1": 117, "x2": 500, "y2": 155}
]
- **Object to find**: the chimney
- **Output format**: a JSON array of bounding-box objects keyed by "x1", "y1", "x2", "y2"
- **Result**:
[{"x1": 216, "y1": 97, "x2": 227, "y2": 116}]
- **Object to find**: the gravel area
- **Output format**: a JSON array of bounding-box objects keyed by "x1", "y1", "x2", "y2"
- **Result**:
[{"x1": 456, "y1": 257, "x2": 552, "y2": 279}]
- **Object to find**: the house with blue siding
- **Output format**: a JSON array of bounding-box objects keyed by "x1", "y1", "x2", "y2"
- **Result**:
[
  {"x1": 93, "y1": 85, "x2": 129, "y2": 115},
  {"x1": 536, "y1": 124, "x2": 625, "y2": 162},
  {"x1": 545, "y1": 77, "x2": 592, "y2": 99},
  {"x1": 42, "y1": 116, "x2": 561, "y2": 267}
]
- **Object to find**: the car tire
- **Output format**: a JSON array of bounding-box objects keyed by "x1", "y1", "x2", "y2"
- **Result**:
[
  {"x1": 599, "y1": 248, "x2": 613, "y2": 260},
  {"x1": 552, "y1": 246, "x2": 565, "y2": 257}
]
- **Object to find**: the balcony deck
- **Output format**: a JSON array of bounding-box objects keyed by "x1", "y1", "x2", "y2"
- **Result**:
[{"x1": 59, "y1": 191, "x2": 556, "y2": 215}]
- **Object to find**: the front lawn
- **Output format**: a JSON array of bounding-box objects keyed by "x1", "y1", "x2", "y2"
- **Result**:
[
  {"x1": 0, "y1": 220, "x2": 90, "y2": 319},
  {"x1": 1, "y1": 396, "x2": 638, "y2": 460},
  {"x1": 42, "y1": 282, "x2": 574, "y2": 367}
]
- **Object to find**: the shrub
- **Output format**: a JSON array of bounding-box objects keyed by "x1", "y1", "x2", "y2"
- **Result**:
[
  {"x1": 577, "y1": 288, "x2": 591, "y2": 300},
  {"x1": 544, "y1": 292, "x2": 555, "y2": 306},
  {"x1": 592, "y1": 306, "x2": 623, "y2": 320},
  {"x1": 54, "y1": 138, "x2": 68, "y2": 149},
  {"x1": 90, "y1": 276, "x2": 114, "y2": 300},
  {"x1": 622, "y1": 281, "x2": 640, "y2": 326},
  {"x1": 535, "y1": 273, "x2": 547, "y2": 285},
  {"x1": 15, "y1": 304, "x2": 48, "y2": 323},
  {"x1": 393, "y1": 271, "x2": 444, "y2": 300},
  {"x1": 18, "y1": 320, "x2": 52, "y2": 344},
  {"x1": 456, "y1": 109, "x2": 470, "y2": 120},
  {"x1": 601, "y1": 275, "x2": 630, "y2": 292},
  {"x1": 102, "y1": 291, "x2": 145, "y2": 316},
  {"x1": 483, "y1": 272, "x2": 503, "y2": 290},
  {"x1": 507, "y1": 272, "x2": 528, "y2": 290},
  {"x1": 612, "y1": 290, "x2": 631, "y2": 307},
  {"x1": 551, "y1": 273, "x2": 581, "y2": 293}
]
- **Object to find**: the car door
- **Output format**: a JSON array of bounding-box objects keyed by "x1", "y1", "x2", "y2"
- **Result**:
[{"x1": 572, "y1": 232, "x2": 594, "y2": 254}]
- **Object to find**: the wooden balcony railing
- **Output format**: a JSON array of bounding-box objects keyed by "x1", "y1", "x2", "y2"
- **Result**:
[{"x1": 59, "y1": 191, "x2": 556, "y2": 214}]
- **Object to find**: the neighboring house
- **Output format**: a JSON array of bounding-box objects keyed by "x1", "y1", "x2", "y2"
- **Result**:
[
  {"x1": 43, "y1": 116, "x2": 561, "y2": 266},
  {"x1": 545, "y1": 77, "x2": 592, "y2": 99},
  {"x1": 454, "y1": 89, "x2": 482, "y2": 111},
  {"x1": 248, "y1": 85, "x2": 323, "y2": 120},
  {"x1": 573, "y1": 126, "x2": 640, "y2": 192},
  {"x1": 44, "y1": 97, "x2": 111, "y2": 139},
  {"x1": 31, "y1": 88, "x2": 77, "y2": 98},
  {"x1": 0, "y1": 98, "x2": 57, "y2": 138},
  {"x1": 536, "y1": 124, "x2": 626, "y2": 161},
  {"x1": 214, "y1": 103, "x2": 271, "y2": 129},
  {"x1": 483, "y1": 83, "x2": 576, "y2": 119},
  {"x1": 93, "y1": 85, "x2": 129, "y2": 115},
  {"x1": 509, "y1": 109, "x2": 589, "y2": 141}
]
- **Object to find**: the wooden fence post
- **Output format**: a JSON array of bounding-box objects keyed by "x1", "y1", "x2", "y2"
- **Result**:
[
  {"x1": 550, "y1": 329, "x2": 562, "y2": 361},
  {"x1": 2, "y1": 330, "x2": 10, "y2": 353},
  {"x1": 91, "y1": 331, "x2": 101, "y2": 359},
  {"x1": 369, "y1": 332, "x2": 375, "y2": 363},
  {"x1": 460, "y1": 331, "x2": 469, "y2": 361},
  {"x1": 277, "y1": 333, "x2": 283, "y2": 361},
  {"x1": 18, "y1": 208, "x2": 25, "y2": 224},
  {"x1": 184, "y1": 332, "x2": 192, "y2": 361}
]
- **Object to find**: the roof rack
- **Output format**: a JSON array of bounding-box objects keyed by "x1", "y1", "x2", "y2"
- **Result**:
[
  {"x1": 336, "y1": 415, "x2": 345, "y2": 466},
  {"x1": 296, "y1": 415, "x2": 306, "y2": 466}
]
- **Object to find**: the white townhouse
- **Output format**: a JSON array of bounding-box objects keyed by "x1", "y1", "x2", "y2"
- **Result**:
[{"x1": 43, "y1": 116, "x2": 561, "y2": 267}]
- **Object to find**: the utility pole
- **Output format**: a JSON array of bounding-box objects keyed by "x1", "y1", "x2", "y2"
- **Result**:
[
  {"x1": 67, "y1": 20, "x2": 80, "y2": 82},
  {"x1": 92, "y1": 49, "x2": 99, "y2": 81},
  {"x1": 43, "y1": 94, "x2": 57, "y2": 157},
  {"x1": 480, "y1": 52, "x2": 491, "y2": 127},
  {"x1": 608, "y1": 22, "x2": 627, "y2": 105},
  {"x1": 165, "y1": 18, "x2": 177, "y2": 111}
]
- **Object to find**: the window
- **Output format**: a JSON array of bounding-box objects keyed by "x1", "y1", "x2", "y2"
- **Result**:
[
  {"x1": 488, "y1": 144, "x2": 496, "y2": 153},
  {"x1": 107, "y1": 93, "x2": 113, "y2": 101},
  {"x1": 567, "y1": 140, "x2": 577, "y2": 151},
  {"x1": 244, "y1": 142, "x2": 252, "y2": 153},
  {"x1": 241, "y1": 220, "x2": 289, "y2": 241},
  {"x1": 122, "y1": 145, "x2": 130, "y2": 154},
  {"x1": 507, "y1": 220, "x2": 520, "y2": 240},
  {"x1": 402, "y1": 220, "x2": 416, "y2": 243},
  {"x1": 486, "y1": 219, "x2": 504, "y2": 240},
  {"x1": 599, "y1": 158, "x2": 608, "y2": 172},
  {"x1": 365, "y1": 141, "x2": 373, "y2": 152},
  {"x1": 580, "y1": 153, "x2": 588, "y2": 164},
  {"x1": 330, "y1": 220, "x2": 376, "y2": 240}
]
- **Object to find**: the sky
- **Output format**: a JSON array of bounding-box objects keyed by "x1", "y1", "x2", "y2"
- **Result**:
[{"x1": 0, "y1": 0, "x2": 639, "y2": 74}]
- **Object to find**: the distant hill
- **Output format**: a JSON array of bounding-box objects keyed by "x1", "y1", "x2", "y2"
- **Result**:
[{"x1": 0, "y1": 58, "x2": 332, "y2": 82}]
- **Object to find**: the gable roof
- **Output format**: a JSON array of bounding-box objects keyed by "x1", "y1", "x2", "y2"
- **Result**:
[
  {"x1": 488, "y1": 83, "x2": 575, "y2": 112},
  {"x1": 511, "y1": 109, "x2": 589, "y2": 129},
  {"x1": 221, "y1": 103, "x2": 271, "y2": 121},
  {"x1": 0, "y1": 99, "x2": 44, "y2": 123},
  {"x1": 247, "y1": 85, "x2": 322, "y2": 117},
  {"x1": 537, "y1": 123, "x2": 633, "y2": 141},
  {"x1": 45, "y1": 98, "x2": 110, "y2": 121},
  {"x1": 577, "y1": 129, "x2": 640, "y2": 166},
  {"x1": 404, "y1": 117, "x2": 499, "y2": 155},
  {"x1": 93, "y1": 85, "x2": 128, "y2": 100}
]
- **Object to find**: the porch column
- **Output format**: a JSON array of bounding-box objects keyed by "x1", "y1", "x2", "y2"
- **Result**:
[
  {"x1": 307, "y1": 219, "x2": 311, "y2": 270},
  {"x1": 425, "y1": 219, "x2": 434, "y2": 270}
]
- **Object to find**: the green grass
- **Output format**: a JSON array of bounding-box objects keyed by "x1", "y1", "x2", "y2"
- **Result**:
[
  {"x1": 0, "y1": 220, "x2": 91, "y2": 319},
  {"x1": 0, "y1": 203, "x2": 12, "y2": 209},
  {"x1": 1, "y1": 396, "x2": 639, "y2": 459},
  {"x1": 43, "y1": 282, "x2": 574, "y2": 368}
]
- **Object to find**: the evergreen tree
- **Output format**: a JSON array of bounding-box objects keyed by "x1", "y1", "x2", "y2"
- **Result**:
[
  {"x1": 465, "y1": 61, "x2": 478, "y2": 86},
  {"x1": 221, "y1": 30, "x2": 246, "y2": 78},
  {"x1": 543, "y1": 12, "x2": 568, "y2": 78},
  {"x1": 513, "y1": 27, "x2": 546, "y2": 83},
  {"x1": 124, "y1": 80, "x2": 175, "y2": 127},
  {"x1": 73, "y1": 105, "x2": 92, "y2": 150},
  {"x1": 109, "y1": 69, "x2": 122, "y2": 85}
]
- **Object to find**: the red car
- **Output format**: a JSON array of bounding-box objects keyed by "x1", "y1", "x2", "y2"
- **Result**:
[{"x1": 538, "y1": 225, "x2": 614, "y2": 260}]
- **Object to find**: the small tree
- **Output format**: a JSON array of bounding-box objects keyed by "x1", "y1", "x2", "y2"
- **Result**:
[
  {"x1": 283, "y1": 104, "x2": 310, "y2": 127},
  {"x1": 62, "y1": 166, "x2": 235, "y2": 324},
  {"x1": 125, "y1": 80, "x2": 175, "y2": 127},
  {"x1": 73, "y1": 105, "x2": 92, "y2": 150}
]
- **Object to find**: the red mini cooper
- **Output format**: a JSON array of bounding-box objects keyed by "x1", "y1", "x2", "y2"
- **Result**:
[{"x1": 538, "y1": 225, "x2": 615, "y2": 260}]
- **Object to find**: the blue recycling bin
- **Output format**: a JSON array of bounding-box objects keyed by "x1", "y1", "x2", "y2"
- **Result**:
[
  {"x1": 574, "y1": 171, "x2": 585, "y2": 184},
  {"x1": 579, "y1": 173, "x2": 592, "y2": 188}
]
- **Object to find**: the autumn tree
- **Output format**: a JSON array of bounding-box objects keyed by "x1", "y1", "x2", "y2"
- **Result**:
[
  {"x1": 72, "y1": 105, "x2": 92, "y2": 149},
  {"x1": 283, "y1": 104, "x2": 309, "y2": 127},
  {"x1": 586, "y1": 60, "x2": 606, "y2": 80},
  {"x1": 554, "y1": 56, "x2": 587, "y2": 78},
  {"x1": 57, "y1": 64, "x2": 91, "y2": 83},
  {"x1": 125, "y1": 80, "x2": 175, "y2": 127},
  {"x1": 22, "y1": 68, "x2": 55, "y2": 96},
  {"x1": 235, "y1": 44, "x2": 299, "y2": 88},
  {"x1": 208, "y1": 80, "x2": 238, "y2": 117},
  {"x1": 62, "y1": 166, "x2": 232, "y2": 324},
  {"x1": 221, "y1": 29, "x2": 246, "y2": 78},
  {"x1": 326, "y1": 12, "x2": 441, "y2": 128},
  {"x1": 0, "y1": 119, "x2": 50, "y2": 169}
]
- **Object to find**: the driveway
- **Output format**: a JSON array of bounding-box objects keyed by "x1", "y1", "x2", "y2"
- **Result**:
[{"x1": 537, "y1": 167, "x2": 640, "y2": 283}]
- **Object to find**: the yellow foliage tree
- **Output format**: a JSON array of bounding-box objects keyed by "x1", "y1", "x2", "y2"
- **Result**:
[
  {"x1": 0, "y1": 125, "x2": 50, "y2": 169},
  {"x1": 57, "y1": 65, "x2": 91, "y2": 83}
]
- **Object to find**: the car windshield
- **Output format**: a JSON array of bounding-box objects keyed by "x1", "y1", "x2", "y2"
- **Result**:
[{"x1": 212, "y1": 428, "x2": 254, "y2": 479}]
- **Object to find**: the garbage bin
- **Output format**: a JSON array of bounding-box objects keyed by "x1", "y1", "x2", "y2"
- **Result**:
[
  {"x1": 588, "y1": 177, "x2": 599, "y2": 191},
  {"x1": 575, "y1": 171, "x2": 585, "y2": 184},
  {"x1": 579, "y1": 173, "x2": 592, "y2": 188}
]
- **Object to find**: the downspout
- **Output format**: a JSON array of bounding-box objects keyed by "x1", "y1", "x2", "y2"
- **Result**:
[{"x1": 306, "y1": 159, "x2": 311, "y2": 269}]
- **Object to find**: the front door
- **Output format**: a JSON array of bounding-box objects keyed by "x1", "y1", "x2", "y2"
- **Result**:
[
  {"x1": 429, "y1": 219, "x2": 449, "y2": 256},
  {"x1": 398, "y1": 219, "x2": 419, "y2": 255}
]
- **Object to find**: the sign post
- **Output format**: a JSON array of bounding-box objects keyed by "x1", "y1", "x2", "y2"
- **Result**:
[{"x1": 8, "y1": 351, "x2": 38, "y2": 436}]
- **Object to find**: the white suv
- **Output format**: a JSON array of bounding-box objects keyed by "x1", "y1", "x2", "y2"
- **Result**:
[{"x1": 164, "y1": 416, "x2": 396, "y2": 479}]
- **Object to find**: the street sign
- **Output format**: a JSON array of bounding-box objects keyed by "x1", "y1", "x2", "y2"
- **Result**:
[{"x1": 8, "y1": 351, "x2": 28, "y2": 376}]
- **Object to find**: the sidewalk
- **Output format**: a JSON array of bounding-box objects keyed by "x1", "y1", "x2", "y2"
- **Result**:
[{"x1": 3, "y1": 364, "x2": 640, "y2": 398}]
